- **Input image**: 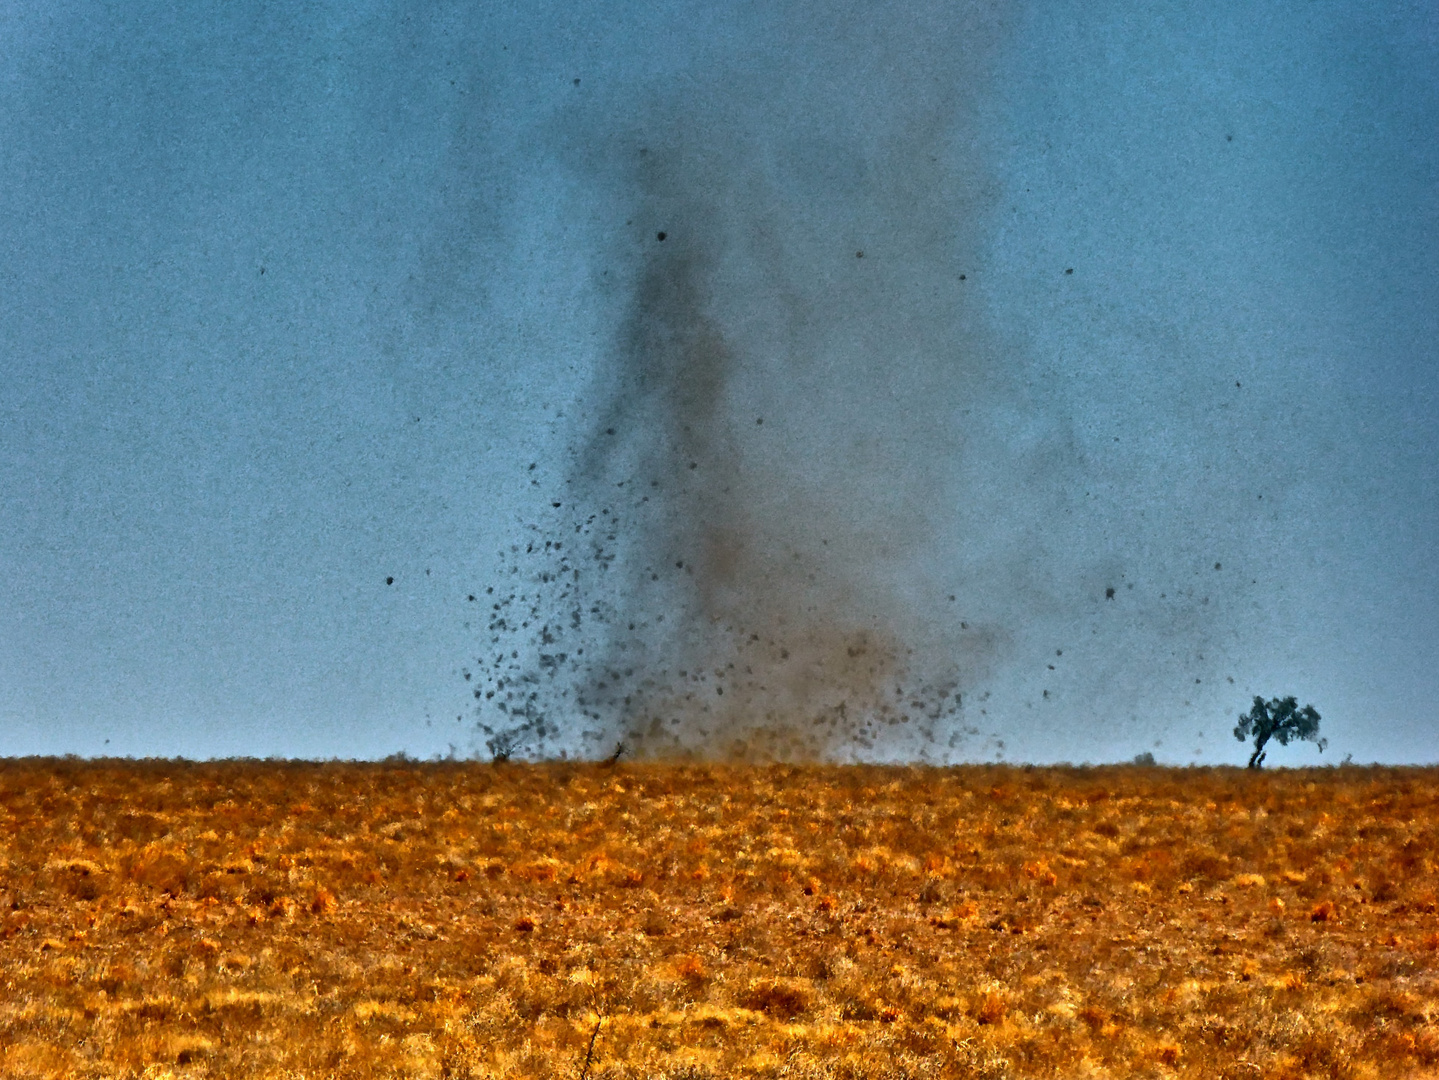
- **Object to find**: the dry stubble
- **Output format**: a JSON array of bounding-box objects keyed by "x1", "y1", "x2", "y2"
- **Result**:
[{"x1": 1, "y1": 759, "x2": 1436, "y2": 1079}]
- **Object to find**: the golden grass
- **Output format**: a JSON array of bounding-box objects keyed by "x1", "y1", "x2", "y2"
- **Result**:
[{"x1": 1, "y1": 759, "x2": 1437, "y2": 1078}]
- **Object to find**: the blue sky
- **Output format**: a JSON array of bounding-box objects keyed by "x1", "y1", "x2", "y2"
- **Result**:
[{"x1": 1, "y1": 0, "x2": 1435, "y2": 763}]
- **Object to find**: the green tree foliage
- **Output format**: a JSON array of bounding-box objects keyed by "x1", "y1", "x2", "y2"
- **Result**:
[{"x1": 1233, "y1": 696, "x2": 1325, "y2": 769}]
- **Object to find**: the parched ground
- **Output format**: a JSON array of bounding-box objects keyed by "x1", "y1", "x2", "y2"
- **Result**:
[{"x1": 1, "y1": 759, "x2": 1436, "y2": 1079}]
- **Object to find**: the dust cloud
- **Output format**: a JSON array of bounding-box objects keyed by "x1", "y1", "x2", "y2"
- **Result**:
[{"x1": 465, "y1": 15, "x2": 1014, "y2": 761}]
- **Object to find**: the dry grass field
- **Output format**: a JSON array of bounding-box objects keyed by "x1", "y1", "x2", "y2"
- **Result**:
[{"x1": 1, "y1": 759, "x2": 1436, "y2": 1079}]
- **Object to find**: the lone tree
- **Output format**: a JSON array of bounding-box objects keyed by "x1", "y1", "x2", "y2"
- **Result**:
[{"x1": 1233, "y1": 695, "x2": 1325, "y2": 769}]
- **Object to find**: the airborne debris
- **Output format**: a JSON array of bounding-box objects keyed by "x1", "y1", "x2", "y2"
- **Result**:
[{"x1": 464, "y1": 475, "x2": 971, "y2": 761}]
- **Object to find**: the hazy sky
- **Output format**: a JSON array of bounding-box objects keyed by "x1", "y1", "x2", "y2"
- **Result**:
[{"x1": 2, "y1": 0, "x2": 1435, "y2": 763}]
